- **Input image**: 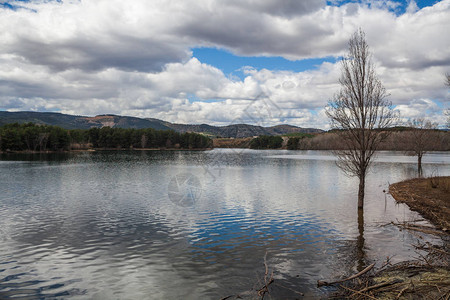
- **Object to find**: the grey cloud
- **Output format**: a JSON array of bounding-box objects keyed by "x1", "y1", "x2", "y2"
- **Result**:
[
  {"x1": 0, "y1": 74, "x2": 119, "y2": 100},
  {"x1": 9, "y1": 35, "x2": 190, "y2": 73},
  {"x1": 2, "y1": 0, "x2": 449, "y2": 74},
  {"x1": 382, "y1": 56, "x2": 450, "y2": 70},
  {"x1": 0, "y1": 0, "x2": 449, "y2": 129},
  {"x1": 178, "y1": 9, "x2": 338, "y2": 59},
  {"x1": 1, "y1": 0, "x2": 340, "y2": 75},
  {"x1": 226, "y1": 0, "x2": 326, "y2": 17},
  {"x1": 0, "y1": 97, "x2": 27, "y2": 109}
]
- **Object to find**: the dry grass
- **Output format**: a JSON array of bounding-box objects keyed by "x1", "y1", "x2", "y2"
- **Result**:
[
  {"x1": 332, "y1": 266, "x2": 450, "y2": 300},
  {"x1": 329, "y1": 237, "x2": 450, "y2": 300},
  {"x1": 389, "y1": 176, "x2": 450, "y2": 231},
  {"x1": 329, "y1": 241, "x2": 450, "y2": 299},
  {"x1": 213, "y1": 138, "x2": 252, "y2": 148}
]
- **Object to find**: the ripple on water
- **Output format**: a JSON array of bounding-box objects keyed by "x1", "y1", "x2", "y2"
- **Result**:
[{"x1": 0, "y1": 150, "x2": 448, "y2": 299}]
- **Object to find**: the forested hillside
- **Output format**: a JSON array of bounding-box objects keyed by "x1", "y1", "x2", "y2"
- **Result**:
[
  {"x1": 0, "y1": 111, "x2": 322, "y2": 138},
  {"x1": 0, "y1": 123, "x2": 211, "y2": 151}
]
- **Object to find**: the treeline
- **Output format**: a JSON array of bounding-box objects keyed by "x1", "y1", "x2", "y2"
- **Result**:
[
  {"x1": 249, "y1": 135, "x2": 283, "y2": 149},
  {"x1": 245, "y1": 130, "x2": 450, "y2": 151},
  {"x1": 0, "y1": 123, "x2": 212, "y2": 152},
  {"x1": 286, "y1": 135, "x2": 313, "y2": 150},
  {"x1": 286, "y1": 130, "x2": 450, "y2": 151}
]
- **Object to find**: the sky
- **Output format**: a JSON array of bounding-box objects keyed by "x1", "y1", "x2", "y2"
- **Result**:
[{"x1": 0, "y1": 0, "x2": 449, "y2": 129}]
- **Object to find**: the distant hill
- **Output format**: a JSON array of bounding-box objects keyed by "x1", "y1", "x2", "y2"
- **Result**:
[
  {"x1": 161, "y1": 122, "x2": 322, "y2": 138},
  {"x1": 0, "y1": 112, "x2": 171, "y2": 131},
  {"x1": 0, "y1": 111, "x2": 323, "y2": 137}
]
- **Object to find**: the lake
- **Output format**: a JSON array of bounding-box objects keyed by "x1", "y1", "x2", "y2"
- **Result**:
[{"x1": 0, "y1": 149, "x2": 449, "y2": 299}]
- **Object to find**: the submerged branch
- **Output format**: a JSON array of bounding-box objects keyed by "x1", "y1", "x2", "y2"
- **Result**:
[{"x1": 317, "y1": 263, "x2": 375, "y2": 287}]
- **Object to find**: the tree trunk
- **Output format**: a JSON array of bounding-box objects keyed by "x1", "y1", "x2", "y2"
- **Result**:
[
  {"x1": 358, "y1": 174, "x2": 365, "y2": 209},
  {"x1": 418, "y1": 154, "x2": 423, "y2": 177},
  {"x1": 357, "y1": 208, "x2": 365, "y2": 272}
]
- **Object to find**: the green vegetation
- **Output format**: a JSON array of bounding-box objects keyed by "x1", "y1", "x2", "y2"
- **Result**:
[
  {"x1": 249, "y1": 135, "x2": 283, "y2": 149},
  {"x1": 0, "y1": 123, "x2": 212, "y2": 152},
  {"x1": 286, "y1": 134, "x2": 314, "y2": 150},
  {"x1": 286, "y1": 137, "x2": 300, "y2": 150}
]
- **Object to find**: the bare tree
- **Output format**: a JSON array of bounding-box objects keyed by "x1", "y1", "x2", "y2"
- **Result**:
[
  {"x1": 38, "y1": 132, "x2": 49, "y2": 151},
  {"x1": 326, "y1": 29, "x2": 396, "y2": 210},
  {"x1": 140, "y1": 134, "x2": 148, "y2": 148},
  {"x1": 406, "y1": 118, "x2": 439, "y2": 176}
]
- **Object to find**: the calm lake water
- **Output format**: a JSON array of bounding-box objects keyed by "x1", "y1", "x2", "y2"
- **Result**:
[{"x1": 0, "y1": 149, "x2": 449, "y2": 299}]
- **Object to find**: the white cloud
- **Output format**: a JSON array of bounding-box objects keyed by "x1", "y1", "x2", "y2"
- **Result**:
[
  {"x1": 395, "y1": 98, "x2": 446, "y2": 124},
  {"x1": 0, "y1": 0, "x2": 449, "y2": 129},
  {"x1": 406, "y1": 0, "x2": 419, "y2": 13}
]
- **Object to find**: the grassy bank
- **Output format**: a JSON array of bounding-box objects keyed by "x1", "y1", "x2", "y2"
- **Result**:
[{"x1": 390, "y1": 176, "x2": 450, "y2": 231}]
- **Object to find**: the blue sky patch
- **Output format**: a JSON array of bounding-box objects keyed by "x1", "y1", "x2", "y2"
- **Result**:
[
  {"x1": 193, "y1": 47, "x2": 338, "y2": 79},
  {"x1": 327, "y1": 0, "x2": 440, "y2": 15},
  {"x1": 187, "y1": 94, "x2": 223, "y2": 103}
]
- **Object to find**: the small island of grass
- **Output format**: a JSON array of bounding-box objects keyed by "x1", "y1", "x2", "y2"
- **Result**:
[{"x1": 390, "y1": 176, "x2": 450, "y2": 231}]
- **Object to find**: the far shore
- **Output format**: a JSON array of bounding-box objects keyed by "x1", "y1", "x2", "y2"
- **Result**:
[
  {"x1": 3, "y1": 148, "x2": 450, "y2": 154},
  {"x1": 0, "y1": 147, "x2": 213, "y2": 154}
]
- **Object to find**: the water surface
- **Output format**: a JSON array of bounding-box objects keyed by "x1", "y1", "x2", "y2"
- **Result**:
[{"x1": 0, "y1": 150, "x2": 448, "y2": 299}]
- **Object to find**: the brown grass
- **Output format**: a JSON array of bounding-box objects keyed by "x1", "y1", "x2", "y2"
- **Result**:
[
  {"x1": 331, "y1": 265, "x2": 450, "y2": 300},
  {"x1": 213, "y1": 138, "x2": 252, "y2": 148},
  {"x1": 389, "y1": 176, "x2": 450, "y2": 231}
]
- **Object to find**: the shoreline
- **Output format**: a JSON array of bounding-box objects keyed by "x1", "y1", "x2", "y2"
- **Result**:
[
  {"x1": 329, "y1": 177, "x2": 450, "y2": 299},
  {"x1": 389, "y1": 176, "x2": 450, "y2": 231},
  {"x1": 0, "y1": 147, "x2": 213, "y2": 154},
  {"x1": 2, "y1": 145, "x2": 450, "y2": 153}
]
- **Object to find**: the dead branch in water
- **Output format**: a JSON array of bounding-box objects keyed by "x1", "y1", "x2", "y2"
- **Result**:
[
  {"x1": 392, "y1": 222, "x2": 447, "y2": 236},
  {"x1": 415, "y1": 242, "x2": 450, "y2": 257},
  {"x1": 273, "y1": 282, "x2": 304, "y2": 297},
  {"x1": 327, "y1": 239, "x2": 450, "y2": 299},
  {"x1": 219, "y1": 251, "x2": 276, "y2": 300},
  {"x1": 338, "y1": 284, "x2": 378, "y2": 300},
  {"x1": 358, "y1": 279, "x2": 403, "y2": 293},
  {"x1": 317, "y1": 263, "x2": 375, "y2": 287},
  {"x1": 257, "y1": 251, "x2": 274, "y2": 299}
]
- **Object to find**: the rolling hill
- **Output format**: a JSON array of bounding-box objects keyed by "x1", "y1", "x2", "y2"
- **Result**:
[
  {"x1": 0, "y1": 111, "x2": 171, "y2": 131},
  {"x1": 0, "y1": 111, "x2": 323, "y2": 138}
]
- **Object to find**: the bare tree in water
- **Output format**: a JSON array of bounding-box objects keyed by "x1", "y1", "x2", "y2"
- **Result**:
[
  {"x1": 406, "y1": 118, "x2": 439, "y2": 176},
  {"x1": 326, "y1": 29, "x2": 396, "y2": 210}
]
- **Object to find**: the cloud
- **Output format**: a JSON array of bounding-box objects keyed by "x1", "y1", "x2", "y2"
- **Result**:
[
  {"x1": 1, "y1": 1, "x2": 192, "y2": 72},
  {"x1": 226, "y1": 0, "x2": 327, "y2": 17},
  {"x1": 0, "y1": 0, "x2": 449, "y2": 129},
  {"x1": 369, "y1": 0, "x2": 450, "y2": 70},
  {"x1": 406, "y1": 0, "x2": 419, "y2": 13},
  {"x1": 395, "y1": 98, "x2": 448, "y2": 125}
]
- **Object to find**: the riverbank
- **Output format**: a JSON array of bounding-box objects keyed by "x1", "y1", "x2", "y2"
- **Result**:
[
  {"x1": 390, "y1": 176, "x2": 450, "y2": 231},
  {"x1": 0, "y1": 147, "x2": 213, "y2": 154},
  {"x1": 328, "y1": 176, "x2": 450, "y2": 299}
]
